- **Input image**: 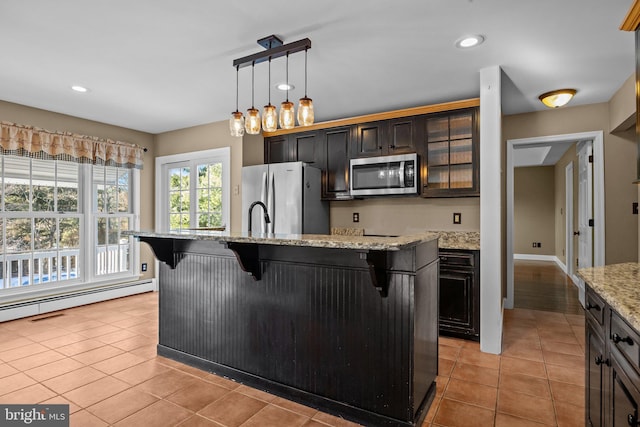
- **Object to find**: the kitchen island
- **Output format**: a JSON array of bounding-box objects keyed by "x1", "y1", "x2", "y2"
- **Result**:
[{"x1": 129, "y1": 230, "x2": 439, "y2": 427}]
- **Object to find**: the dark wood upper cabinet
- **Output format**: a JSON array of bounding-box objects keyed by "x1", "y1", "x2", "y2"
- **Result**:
[
  {"x1": 265, "y1": 135, "x2": 291, "y2": 164},
  {"x1": 321, "y1": 127, "x2": 351, "y2": 200},
  {"x1": 352, "y1": 121, "x2": 387, "y2": 158},
  {"x1": 291, "y1": 132, "x2": 320, "y2": 164},
  {"x1": 388, "y1": 117, "x2": 417, "y2": 154},
  {"x1": 264, "y1": 131, "x2": 320, "y2": 165},
  {"x1": 420, "y1": 107, "x2": 479, "y2": 198}
]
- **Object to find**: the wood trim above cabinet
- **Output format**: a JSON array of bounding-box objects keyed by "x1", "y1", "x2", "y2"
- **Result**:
[
  {"x1": 262, "y1": 98, "x2": 480, "y2": 137},
  {"x1": 621, "y1": 0, "x2": 640, "y2": 31}
]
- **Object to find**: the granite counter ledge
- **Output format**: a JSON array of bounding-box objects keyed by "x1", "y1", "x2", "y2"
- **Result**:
[{"x1": 578, "y1": 262, "x2": 640, "y2": 331}]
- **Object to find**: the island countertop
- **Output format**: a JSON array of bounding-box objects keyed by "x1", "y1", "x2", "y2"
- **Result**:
[
  {"x1": 126, "y1": 229, "x2": 439, "y2": 251},
  {"x1": 578, "y1": 262, "x2": 640, "y2": 331}
]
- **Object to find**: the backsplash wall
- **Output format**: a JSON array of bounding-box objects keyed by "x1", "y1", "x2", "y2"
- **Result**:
[{"x1": 330, "y1": 197, "x2": 480, "y2": 236}]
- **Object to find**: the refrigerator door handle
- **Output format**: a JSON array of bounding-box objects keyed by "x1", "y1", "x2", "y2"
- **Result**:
[
  {"x1": 260, "y1": 171, "x2": 268, "y2": 234},
  {"x1": 268, "y1": 172, "x2": 275, "y2": 234}
]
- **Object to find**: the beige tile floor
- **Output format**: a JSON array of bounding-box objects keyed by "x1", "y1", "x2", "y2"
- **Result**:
[{"x1": 0, "y1": 292, "x2": 585, "y2": 426}]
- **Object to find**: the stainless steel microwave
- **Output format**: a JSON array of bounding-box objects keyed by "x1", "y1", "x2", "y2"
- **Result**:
[{"x1": 350, "y1": 153, "x2": 418, "y2": 196}]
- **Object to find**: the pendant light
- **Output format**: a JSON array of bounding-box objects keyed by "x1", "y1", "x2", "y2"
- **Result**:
[
  {"x1": 279, "y1": 53, "x2": 296, "y2": 129},
  {"x1": 297, "y1": 48, "x2": 314, "y2": 126},
  {"x1": 245, "y1": 62, "x2": 261, "y2": 134},
  {"x1": 229, "y1": 65, "x2": 245, "y2": 137},
  {"x1": 262, "y1": 57, "x2": 278, "y2": 132}
]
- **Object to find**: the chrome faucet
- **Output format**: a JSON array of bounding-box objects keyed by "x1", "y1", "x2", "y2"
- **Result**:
[{"x1": 248, "y1": 201, "x2": 271, "y2": 234}]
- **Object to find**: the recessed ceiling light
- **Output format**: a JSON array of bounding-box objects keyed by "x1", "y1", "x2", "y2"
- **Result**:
[
  {"x1": 276, "y1": 83, "x2": 295, "y2": 91},
  {"x1": 71, "y1": 85, "x2": 88, "y2": 93},
  {"x1": 455, "y1": 35, "x2": 485, "y2": 49}
]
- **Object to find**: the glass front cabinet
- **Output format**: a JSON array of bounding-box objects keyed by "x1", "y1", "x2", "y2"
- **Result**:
[{"x1": 421, "y1": 108, "x2": 479, "y2": 197}]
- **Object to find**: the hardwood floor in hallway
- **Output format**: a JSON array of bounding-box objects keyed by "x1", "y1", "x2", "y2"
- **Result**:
[{"x1": 514, "y1": 260, "x2": 584, "y2": 315}]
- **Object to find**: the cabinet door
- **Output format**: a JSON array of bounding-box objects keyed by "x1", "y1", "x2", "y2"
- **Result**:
[
  {"x1": 421, "y1": 108, "x2": 479, "y2": 197},
  {"x1": 388, "y1": 117, "x2": 416, "y2": 154},
  {"x1": 291, "y1": 132, "x2": 319, "y2": 164},
  {"x1": 322, "y1": 127, "x2": 351, "y2": 199},
  {"x1": 265, "y1": 135, "x2": 291, "y2": 163},
  {"x1": 610, "y1": 355, "x2": 640, "y2": 427},
  {"x1": 586, "y1": 319, "x2": 606, "y2": 427},
  {"x1": 352, "y1": 122, "x2": 387, "y2": 158},
  {"x1": 439, "y1": 267, "x2": 478, "y2": 339}
]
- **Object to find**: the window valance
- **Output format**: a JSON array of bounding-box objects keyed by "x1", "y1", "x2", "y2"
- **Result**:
[{"x1": 0, "y1": 121, "x2": 145, "y2": 169}]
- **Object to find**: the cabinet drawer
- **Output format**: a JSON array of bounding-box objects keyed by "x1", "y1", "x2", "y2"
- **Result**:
[
  {"x1": 611, "y1": 310, "x2": 640, "y2": 376},
  {"x1": 439, "y1": 252, "x2": 474, "y2": 268},
  {"x1": 585, "y1": 288, "x2": 605, "y2": 327}
]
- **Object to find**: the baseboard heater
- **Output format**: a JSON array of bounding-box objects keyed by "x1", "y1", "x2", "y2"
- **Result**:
[{"x1": 0, "y1": 279, "x2": 156, "y2": 322}]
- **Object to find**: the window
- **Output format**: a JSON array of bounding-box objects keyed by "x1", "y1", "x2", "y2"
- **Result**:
[
  {"x1": 0, "y1": 156, "x2": 139, "y2": 293},
  {"x1": 157, "y1": 148, "x2": 230, "y2": 233}
]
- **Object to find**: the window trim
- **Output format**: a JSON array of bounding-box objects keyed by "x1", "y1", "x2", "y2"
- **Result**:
[{"x1": 155, "y1": 147, "x2": 230, "y2": 233}]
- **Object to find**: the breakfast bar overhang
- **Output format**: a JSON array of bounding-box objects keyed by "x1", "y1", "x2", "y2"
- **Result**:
[{"x1": 129, "y1": 231, "x2": 440, "y2": 427}]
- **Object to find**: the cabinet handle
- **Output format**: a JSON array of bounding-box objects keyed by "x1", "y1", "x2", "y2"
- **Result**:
[
  {"x1": 612, "y1": 333, "x2": 634, "y2": 346},
  {"x1": 627, "y1": 413, "x2": 638, "y2": 426},
  {"x1": 594, "y1": 355, "x2": 610, "y2": 366},
  {"x1": 389, "y1": 145, "x2": 395, "y2": 149},
  {"x1": 586, "y1": 303, "x2": 601, "y2": 311}
]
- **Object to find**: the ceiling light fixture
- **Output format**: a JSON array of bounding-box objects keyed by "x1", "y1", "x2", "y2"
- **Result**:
[
  {"x1": 455, "y1": 35, "x2": 484, "y2": 48},
  {"x1": 231, "y1": 35, "x2": 312, "y2": 136},
  {"x1": 262, "y1": 58, "x2": 278, "y2": 132},
  {"x1": 245, "y1": 62, "x2": 261, "y2": 134},
  {"x1": 229, "y1": 65, "x2": 245, "y2": 137},
  {"x1": 538, "y1": 89, "x2": 577, "y2": 108},
  {"x1": 297, "y1": 48, "x2": 314, "y2": 126},
  {"x1": 279, "y1": 53, "x2": 295, "y2": 130},
  {"x1": 71, "y1": 85, "x2": 88, "y2": 93},
  {"x1": 276, "y1": 83, "x2": 294, "y2": 91}
]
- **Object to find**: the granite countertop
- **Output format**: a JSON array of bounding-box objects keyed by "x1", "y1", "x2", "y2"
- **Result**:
[
  {"x1": 578, "y1": 262, "x2": 640, "y2": 331},
  {"x1": 126, "y1": 230, "x2": 439, "y2": 251},
  {"x1": 433, "y1": 231, "x2": 480, "y2": 251}
]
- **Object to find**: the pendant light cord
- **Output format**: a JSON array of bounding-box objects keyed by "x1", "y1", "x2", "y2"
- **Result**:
[
  {"x1": 235, "y1": 65, "x2": 239, "y2": 112},
  {"x1": 268, "y1": 57, "x2": 272, "y2": 105},
  {"x1": 304, "y1": 48, "x2": 308, "y2": 98},
  {"x1": 251, "y1": 61, "x2": 255, "y2": 108},
  {"x1": 285, "y1": 52, "x2": 289, "y2": 102}
]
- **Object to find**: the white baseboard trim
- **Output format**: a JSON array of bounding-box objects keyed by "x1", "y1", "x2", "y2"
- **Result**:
[
  {"x1": 514, "y1": 254, "x2": 567, "y2": 274},
  {"x1": 0, "y1": 279, "x2": 156, "y2": 322}
]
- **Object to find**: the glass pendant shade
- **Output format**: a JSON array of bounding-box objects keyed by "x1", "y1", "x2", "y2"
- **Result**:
[
  {"x1": 262, "y1": 104, "x2": 278, "y2": 132},
  {"x1": 279, "y1": 101, "x2": 295, "y2": 129},
  {"x1": 297, "y1": 97, "x2": 314, "y2": 126},
  {"x1": 245, "y1": 108, "x2": 261, "y2": 134},
  {"x1": 229, "y1": 111, "x2": 245, "y2": 137}
]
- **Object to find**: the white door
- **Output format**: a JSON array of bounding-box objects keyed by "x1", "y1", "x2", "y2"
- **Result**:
[
  {"x1": 576, "y1": 140, "x2": 593, "y2": 307},
  {"x1": 565, "y1": 162, "x2": 574, "y2": 278}
]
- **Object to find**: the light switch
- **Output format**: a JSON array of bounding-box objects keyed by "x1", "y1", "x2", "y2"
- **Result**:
[{"x1": 453, "y1": 213, "x2": 461, "y2": 224}]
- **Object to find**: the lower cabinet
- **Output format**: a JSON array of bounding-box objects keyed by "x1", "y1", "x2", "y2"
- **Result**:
[
  {"x1": 586, "y1": 286, "x2": 640, "y2": 426},
  {"x1": 438, "y1": 249, "x2": 479, "y2": 341}
]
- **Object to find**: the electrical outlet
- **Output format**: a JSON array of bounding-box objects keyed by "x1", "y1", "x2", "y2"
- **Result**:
[
  {"x1": 537, "y1": 242, "x2": 542, "y2": 248},
  {"x1": 453, "y1": 213, "x2": 461, "y2": 224},
  {"x1": 633, "y1": 202, "x2": 638, "y2": 215},
  {"x1": 141, "y1": 263, "x2": 147, "y2": 272},
  {"x1": 532, "y1": 242, "x2": 536, "y2": 248},
  {"x1": 353, "y1": 212, "x2": 359, "y2": 223}
]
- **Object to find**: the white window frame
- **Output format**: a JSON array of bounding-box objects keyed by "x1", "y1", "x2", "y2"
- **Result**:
[
  {"x1": 0, "y1": 157, "x2": 140, "y2": 302},
  {"x1": 155, "y1": 147, "x2": 230, "y2": 233}
]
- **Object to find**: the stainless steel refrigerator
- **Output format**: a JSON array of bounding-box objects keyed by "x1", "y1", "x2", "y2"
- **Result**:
[{"x1": 241, "y1": 162, "x2": 329, "y2": 235}]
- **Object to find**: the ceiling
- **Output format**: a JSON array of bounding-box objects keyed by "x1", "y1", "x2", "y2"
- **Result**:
[
  {"x1": 513, "y1": 141, "x2": 576, "y2": 168},
  {"x1": 0, "y1": 0, "x2": 635, "y2": 134}
]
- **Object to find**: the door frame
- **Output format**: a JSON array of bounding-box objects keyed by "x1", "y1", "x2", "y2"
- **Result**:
[
  {"x1": 565, "y1": 161, "x2": 574, "y2": 279},
  {"x1": 505, "y1": 131, "x2": 605, "y2": 309}
]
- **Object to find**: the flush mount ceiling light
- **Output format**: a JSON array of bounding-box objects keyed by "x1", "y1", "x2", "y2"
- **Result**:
[
  {"x1": 230, "y1": 34, "x2": 313, "y2": 136},
  {"x1": 276, "y1": 83, "x2": 295, "y2": 91},
  {"x1": 455, "y1": 35, "x2": 484, "y2": 49},
  {"x1": 538, "y1": 89, "x2": 577, "y2": 108},
  {"x1": 71, "y1": 85, "x2": 88, "y2": 93}
]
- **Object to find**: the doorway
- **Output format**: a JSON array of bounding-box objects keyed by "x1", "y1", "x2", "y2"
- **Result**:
[{"x1": 506, "y1": 131, "x2": 605, "y2": 310}]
